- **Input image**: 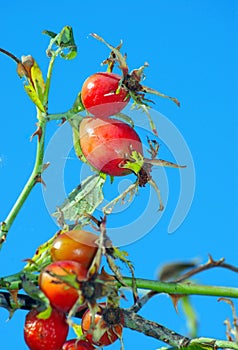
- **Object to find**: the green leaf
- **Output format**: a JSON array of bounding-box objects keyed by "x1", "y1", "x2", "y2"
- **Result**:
[
  {"x1": 71, "y1": 92, "x2": 85, "y2": 114},
  {"x1": 43, "y1": 25, "x2": 77, "y2": 60},
  {"x1": 48, "y1": 271, "x2": 80, "y2": 289},
  {"x1": 24, "y1": 234, "x2": 58, "y2": 273},
  {"x1": 69, "y1": 114, "x2": 87, "y2": 164},
  {"x1": 37, "y1": 306, "x2": 52, "y2": 319},
  {"x1": 53, "y1": 174, "x2": 106, "y2": 224},
  {"x1": 21, "y1": 274, "x2": 50, "y2": 307},
  {"x1": 121, "y1": 151, "x2": 144, "y2": 175},
  {"x1": 71, "y1": 322, "x2": 83, "y2": 338}
]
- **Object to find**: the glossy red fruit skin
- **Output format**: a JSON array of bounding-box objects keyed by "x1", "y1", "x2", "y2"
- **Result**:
[
  {"x1": 39, "y1": 260, "x2": 88, "y2": 313},
  {"x1": 79, "y1": 117, "x2": 143, "y2": 176},
  {"x1": 81, "y1": 72, "x2": 130, "y2": 118},
  {"x1": 24, "y1": 308, "x2": 69, "y2": 350},
  {"x1": 62, "y1": 339, "x2": 95, "y2": 350},
  {"x1": 81, "y1": 304, "x2": 123, "y2": 347},
  {"x1": 50, "y1": 230, "x2": 98, "y2": 269}
]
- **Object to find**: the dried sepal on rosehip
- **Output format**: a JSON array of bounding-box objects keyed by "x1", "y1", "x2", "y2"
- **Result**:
[
  {"x1": 90, "y1": 33, "x2": 180, "y2": 134},
  {"x1": 78, "y1": 116, "x2": 185, "y2": 211},
  {"x1": 81, "y1": 303, "x2": 124, "y2": 347},
  {"x1": 92, "y1": 33, "x2": 180, "y2": 107}
]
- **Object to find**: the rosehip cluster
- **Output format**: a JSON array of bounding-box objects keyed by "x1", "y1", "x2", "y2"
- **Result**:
[
  {"x1": 24, "y1": 229, "x2": 123, "y2": 350},
  {"x1": 23, "y1": 32, "x2": 181, "y2": 350},
  {"x1": 74, "y1": 67, "x2": 144, "y2": 178}
]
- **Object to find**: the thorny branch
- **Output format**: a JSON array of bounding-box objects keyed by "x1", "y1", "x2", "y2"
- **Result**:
[{"x1": 173, "y1": 255, "x2": 238, "y2": 283}]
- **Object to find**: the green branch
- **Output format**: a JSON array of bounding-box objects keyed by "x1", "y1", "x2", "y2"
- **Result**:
[
  {"x1": 0, "y1": 115, "x2": 47, "y2": 249},
  {"x1": 1, "y1": 271, "x2": 238, "y2": 300},
  {"x1": 122, "y1": 277, "x2": 238, "y2": 298},
  {"x1": 0, "y1": 26, "x2": 77, "y2": 249}
]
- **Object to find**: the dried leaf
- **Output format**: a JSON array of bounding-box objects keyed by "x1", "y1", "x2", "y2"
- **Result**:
[
  {"x1": 145, "y1": 158, "x2": 186, "y2": 169},
  {"x1": 158, "y1": 261, "x2": 198, "y2": 282},
  {"x1": 9, "y1": 290, "x2": 19, "y2": 308},
  {"x1": 91, "y1": 33, "x2": 128, "y2": 77},
  {"x1": 142, "y1": 84, "x2": 180, "y2": 107},
  {"x1": 53, "y1": 174, "x2": 106, "y2": 224},
  {"x1": 103, "y1": 181, "x2": 138, "y2": 215}
]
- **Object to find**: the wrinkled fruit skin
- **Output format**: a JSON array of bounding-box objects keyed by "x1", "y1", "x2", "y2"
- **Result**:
[
  {"x1": 24, "y1": 308, "x2": 69, "y2": 350},
  {"x1": 62, "y1": 339, "x2": 96, "y2": 350},
  {"x1": 50, "y1": 230, "x2": 98, "y2": 269},
  {"x1": 81, "y1": 304, "x2": 123, "y2": 346},
  {"x1": 81, "y1": 72, "x2": 130, "y2": 118},
  {"x1": 79, "y1": 117, "x2": 143, "y2": 176},
  {"x1": 39, "y1": 260, "x2": 88, "y2": 313}
]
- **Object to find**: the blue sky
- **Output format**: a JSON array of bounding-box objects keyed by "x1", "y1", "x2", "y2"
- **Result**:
[{"x1": 0, "y1": 1, "x2": 237, "y2": 349}]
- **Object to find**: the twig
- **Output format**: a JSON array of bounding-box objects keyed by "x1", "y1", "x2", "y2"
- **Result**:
[
  {"x1": 0, "y1": 291, "x2": 87, "y2": 318},
  {"x1": 129, "y1": 290, "x2": 158, "y2": 313},
  {"x1": 173, "y1": 255, "x2": 238, "y2": 283},
  {"x1": 123, "y1": 309, "x2": 190, "y2": 347}
]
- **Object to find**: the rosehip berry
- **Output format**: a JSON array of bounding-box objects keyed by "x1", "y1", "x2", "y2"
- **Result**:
[
  {"x1": 81, "y1": 72, "x2": 130, "y2": 118},
  {"x1": 39, "y1": 260, "x2": 88, "y2": 313},
  {"x1": 79, "y1": 116, "x2": 143, "y2": 176},
  {"x1": 50, "y1": 230, "x2": 98, "y2": 269},
  {"x1": 24, "y1": 308, "x2": 69, "y2": 350}
]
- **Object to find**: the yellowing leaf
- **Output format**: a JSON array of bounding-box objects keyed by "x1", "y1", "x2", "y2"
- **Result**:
[
  {"x1": 30, "y1": 59, "x2": 45, "y2": 100},
  {"x1": 24, "y1": 85, "x2": 45, "y2": 112}
]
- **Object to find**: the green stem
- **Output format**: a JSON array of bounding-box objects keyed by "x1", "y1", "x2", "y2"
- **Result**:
[
  {"x1": 42, "y1": 50, "x2": 59, "y2": 108},
  {"x1": 189, "y1": 338, "x2": 238, "y2": 350},
  {"x1": 122, "y1": 277, "x2": 238, "y2": 298},
  {"x1": 1, "y1": 272, "x2": 238, "y2": 301},
  {"x1": 0, "y1": 48, "x2": 59, "y2": 249},
  {"x1": 0, "y1": 271, "x2": 38, "y2": 291},
  {"x1": 46, "y1": 110, "x2": 77, "y2": 121},
  {"x1": 0, "y1": 114, "x2": 47, "y2": 249}
]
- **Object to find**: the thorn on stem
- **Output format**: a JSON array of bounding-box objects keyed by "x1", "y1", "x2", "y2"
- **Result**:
[
  {"x1": 30, "y1": 125, "x2": 43, "y2": 142},
  {"x1": 34, "y1": 175, "x2": 46, "y2": 188}
]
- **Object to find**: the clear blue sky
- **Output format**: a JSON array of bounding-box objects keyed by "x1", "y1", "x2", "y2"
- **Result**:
[{"x1": 0, "y1": 1, "x2": 237, "y2": 349}]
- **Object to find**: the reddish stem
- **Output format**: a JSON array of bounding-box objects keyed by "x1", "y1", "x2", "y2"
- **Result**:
[{"x1": 0, "y1": 47, "x2": 20, "y2": 64}]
